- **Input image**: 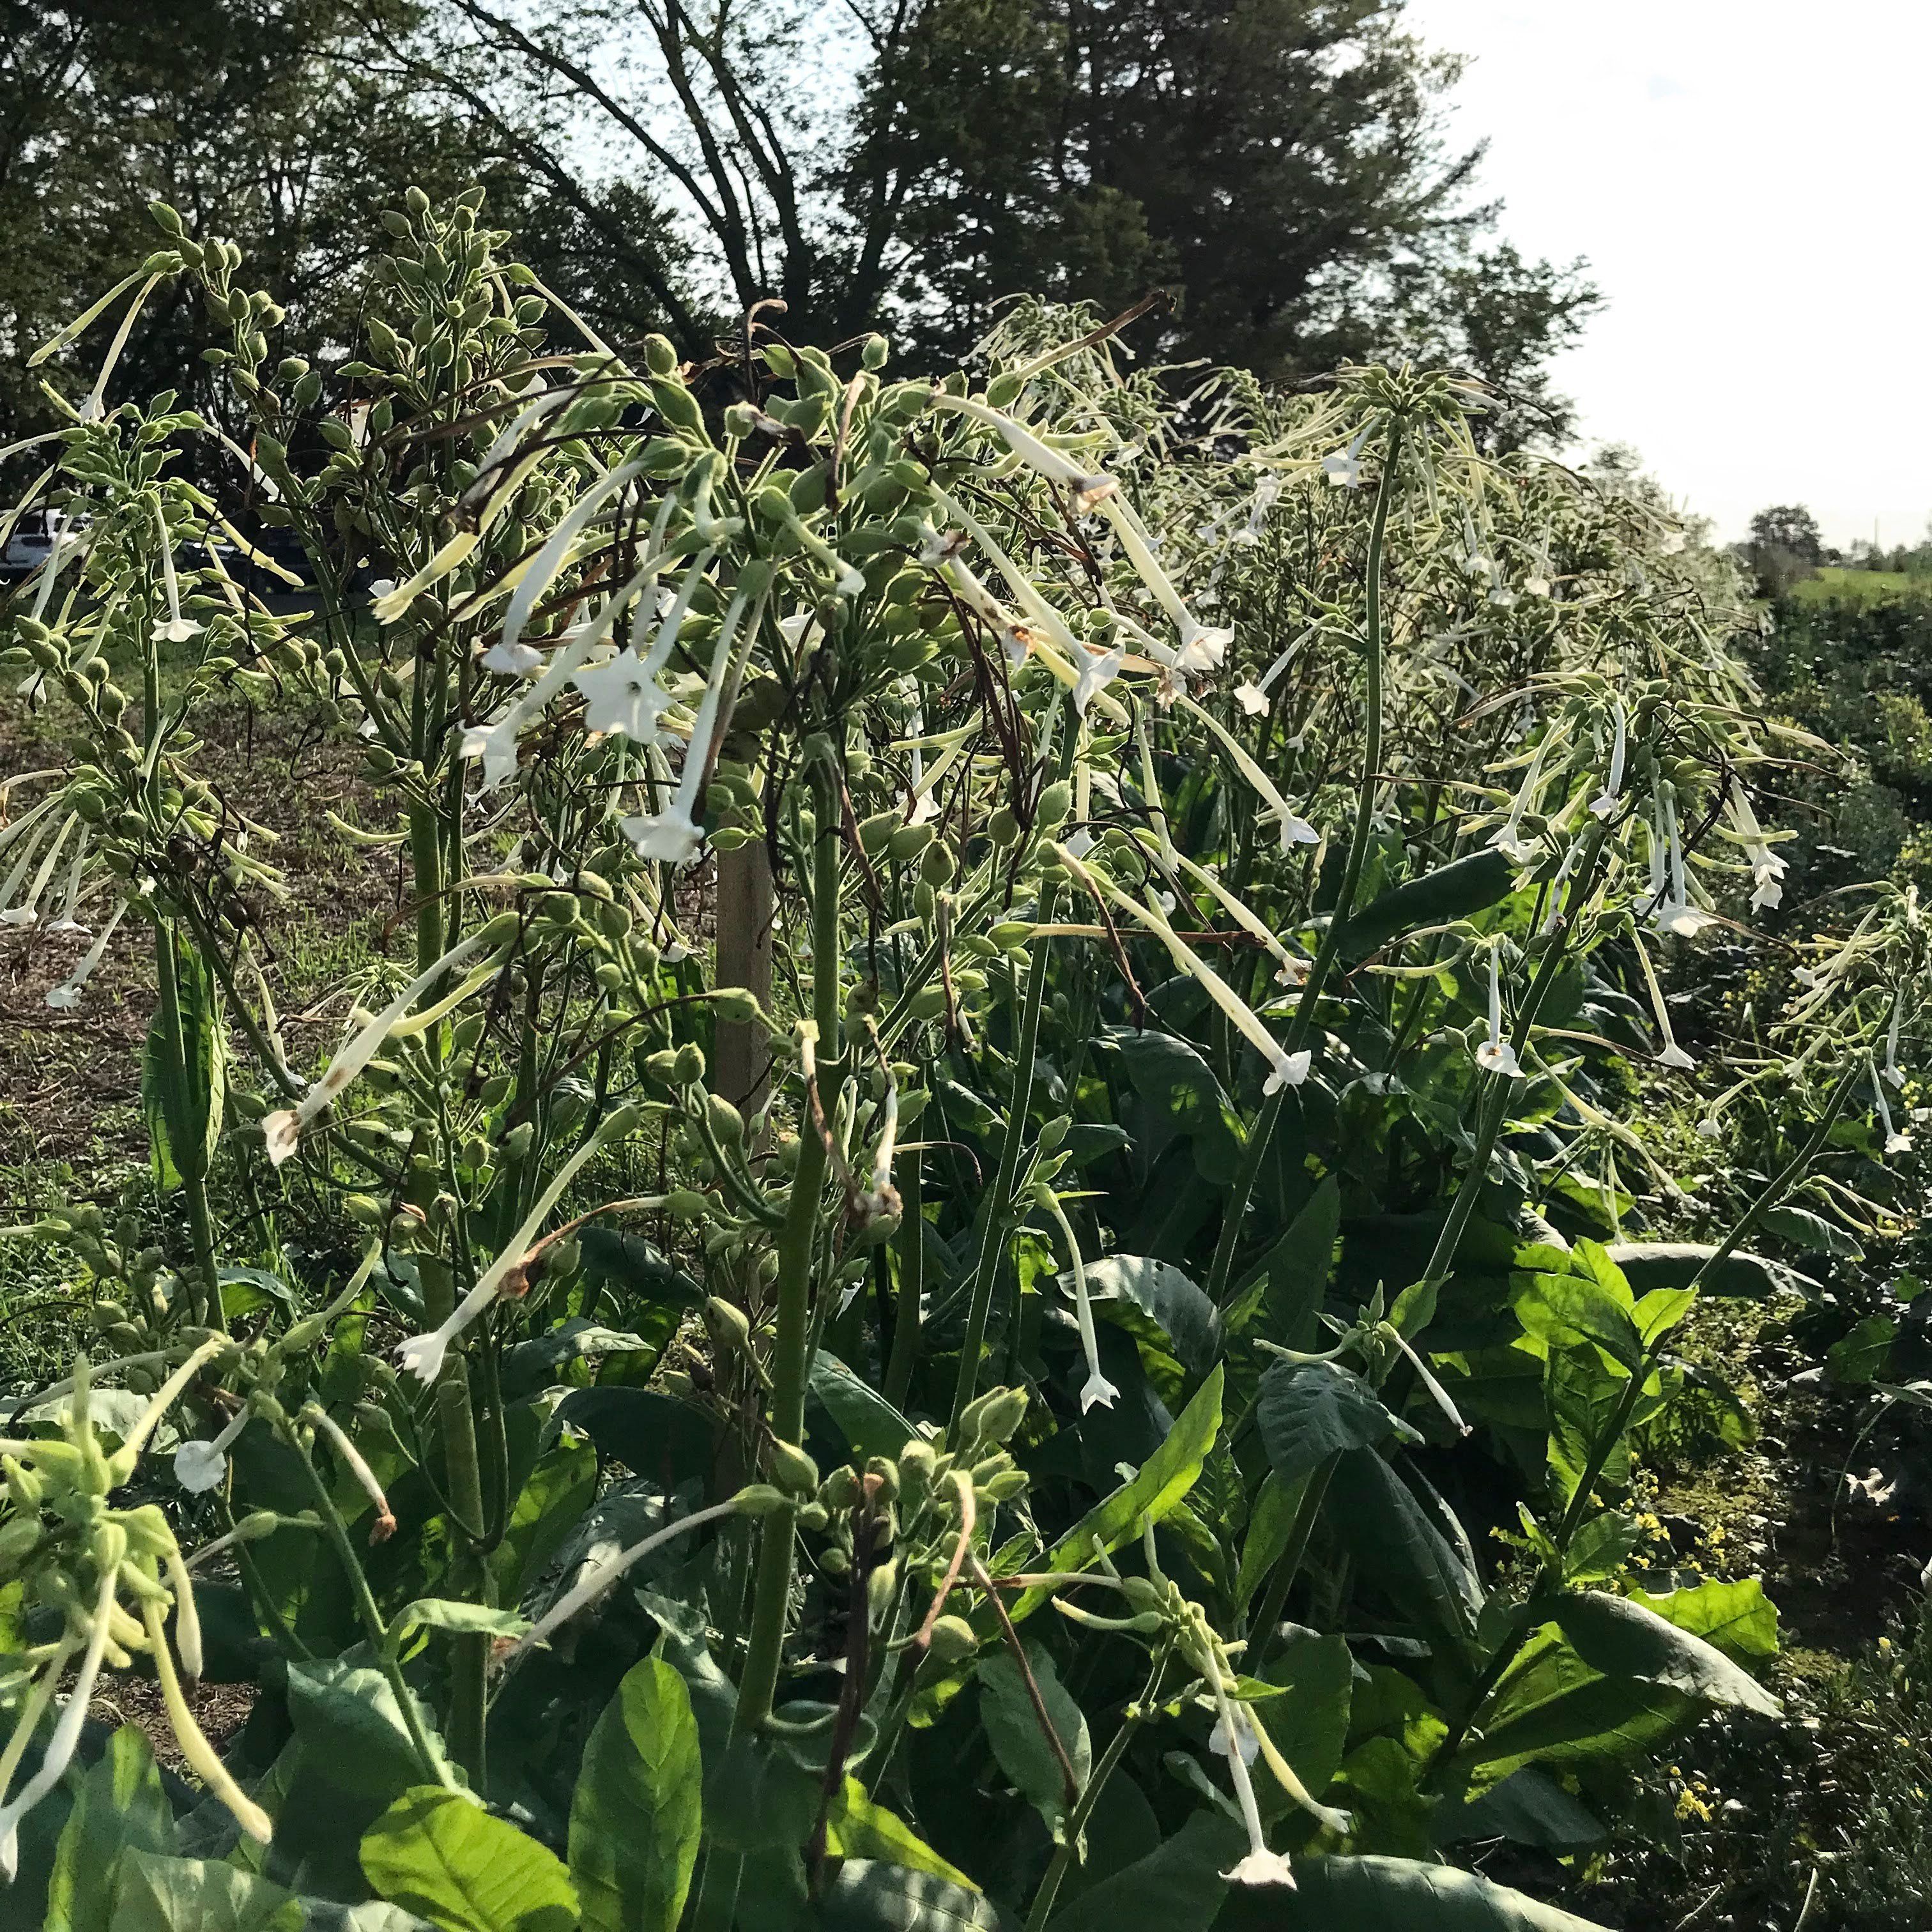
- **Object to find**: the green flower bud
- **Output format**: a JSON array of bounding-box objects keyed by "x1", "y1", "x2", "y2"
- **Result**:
[
  {"x1": 926, "y1": 1614, "x2": 977, "y2": 1662},
  {"x1": 768, "y1": 1440, "x2": 820, "y2": 1496},
  {"x1": 733, "y1": 1482, "x2": 792, "y2": 1518}
]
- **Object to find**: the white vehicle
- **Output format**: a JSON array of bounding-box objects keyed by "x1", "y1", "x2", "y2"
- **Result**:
[{"x1": 1, "y1": 510, "x2": 73, "y2": 585}]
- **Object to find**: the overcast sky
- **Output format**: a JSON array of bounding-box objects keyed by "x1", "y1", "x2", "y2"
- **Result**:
[{"x1": 1404, "y1": 0, "x2": 1929, "y2": 549}]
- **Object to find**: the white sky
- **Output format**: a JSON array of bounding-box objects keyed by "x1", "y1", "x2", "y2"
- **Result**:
[{"x1": 1404, "y1": 0, "x2": 1930, "y2": 549}]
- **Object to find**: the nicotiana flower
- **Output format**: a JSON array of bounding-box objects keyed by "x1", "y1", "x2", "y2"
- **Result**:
[
  {"x1": 1486, "y1": 737, "x2": 1549, "y2": 866},
  {"x1": 1874, "y1": 1064, "x2": 1912, "y2": 1156},
  {"x1": 1475, "y1": 949, "x2": 1523, "y2": 1078},
  {"x1": 150, "y1": 496, "x2": 203, "y2": 645},
  {"x1": 574, "y1": 646, "x2": 677, "y2": 744},
  {"x1": 1071, "y1": 644, "x2": 1124, "y2": 718},
  {"x1": 1885, "y1": 992, "x2": 1907, "y2": 1091},
  {"x1": 395, "y1": 1105, "x2": 629, "y2": 1381},
  {"x1": 1321, "y1": 422, "x2": 1372, "y2": 489},
  {"x1": 621, "y1": 583, "x2": 760, "y2": 864},
  {"x1": 1176, "y1": 693, "x2": 1317, "y2": 850},
  {"x1": 264, "y1": 927, "x2": 503, "y2": 1165},
  {"x1": 174, "y1": 1406, "x2": 250, "y2": 1494},
  {"x1": 929, "y1": 391, "x2": 1117, "y2": 510},
  {"x1": 45, "y1": 901, "x2": 126, "y2": 1009},
  {"x1": 1651, "y1": 785, "x2": 1715, "y2": 939},
  {"x1": 1045, "y1": 1193, "x2": 1117, "y2": 1413},
  {"x1": 1590, "y1": 700, "x2": 1627, "y2": 819},
  {"x1": 481, "y1": 638, "x2": 544, "y2": 676},
  {"x1": 1632, "y1": 935, "x2": 1695, "y2": 1070},
  {"x1": 1727, "y1": 786, "x2": 1788, "y2": 912}
]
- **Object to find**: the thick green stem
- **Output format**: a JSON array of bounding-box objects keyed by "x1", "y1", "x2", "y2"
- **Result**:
[
  {"x1": 734, "y1": 756, "x2": 844, "y2": 1738},
  {"x1": 1207, "y1": 417, "x2": 1404, "y2": 1308},
  {"x1": 153, "y1": 918, "x2": 226, "y2": 1334},
  {"x1": 883, "y1": 1149, "x2": 923, "y2": 1410},
  {"x1": 949, "y1": 876, "x2": 1061, "y2": 1433}
]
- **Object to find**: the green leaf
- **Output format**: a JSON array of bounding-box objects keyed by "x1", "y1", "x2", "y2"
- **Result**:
[
  {"x1": 1251, "y1": 1631, "x2": 1354, "y2": 1813},
  {"x1": 1079, "y1": 1255, "x2": 1221, "y2": 1376},
  {"x1": 107, "y1": 1852, "x2": 302, "y2": 1932},
  {"x1": 218, "y1": 1267, "x2": 294, "y2": 1321},
  {"x1": 141, "y1": 932, "x2": 224, "y2": 1194},
  {"x1": 1552, "y1": 1591, "x2": 1780, "y2": 1715},
  {"x1": 1255, "y1": 1360, "x2": 1412, "y2": 1487},
  {"x1": 1046, "y1": 1811, "x2": 1243, "y2": 1932},
  {"x1": 1759, "y1": 1203, "x2": 1864, "y2": 1259},
  {"x1": 491, "y1": 1438, "x2": 599, "y2": 1602},
  {"x1": 977, "y1": 1644, "x2": 1090, "y2": 1825},
  {"x1": 1010, "y1": 1366, "x2": 1223, "y2": 1620},
  {"x1": 1338, "y1": 848, "x2": 1518, "y2": 961},
  {"x1": 47, "y1": 1726, "x2": 173, "y2": 1932},
  {"x1": 811, "y1": 1351, "x2": 919, "y2": 1461},
  {"x1": 569, "y1": 1658, "x2": 702, "y2": 1932},
  {"x1": 1439, "y1": 1768, "x2": 1604, "y2": 1853},
  {"x1": 1626, "y1": 1577, "x2": 1779, "y2": 1662},
  {"x1": 1326, "y1": 1450, "x2": 1481, "y2": 1653},
  {"x1": 1238, "y1": 1177, "x2": 1340, "y2": 1347},
  {"x1": 578, "y1": 1227, "x2": 702, "y2": 1308},
  {"x1": 1222, "y1": 1852, "x2": 1614, "y2": 1929},
  {"x1": 551, "y1": 1386, "x2": 720, "y2": 1491},
  {"x1": 387, "y1": 1598, "x2": 530, "y2": 1655},
  {"x1": 1234, "y1": 1472, "x2": 1300, "y2": 1616},
  {"x1": 1544, "y1": 1344, "x2": 1627, "y2": 1508},
  {"x1": 1603, "y1": 1241, "x2": 1817, "y2": 1301},
  {"x1": 817, "y1": 1862, "x2": 1000, "y2": 1932},
  {"x1": 1827, "y1": 1313, "x2": 1896, "y2": 1384},
  {"x1": 360, "y1": 1787, "x2": 578, "y2": 1932},
  {"x1": 1514, "y1": 1273, "x2": 1643, "y2": 1375},
  {"x1": 502, "y1": 1319, "x2": 656, "y2": 1401},
  {"x1": 1108, "y1": 1029, "x2": 1243, "y2": 1177},
  {"x1": 288, "y1": 1659, "x2": 452, "y2": 1802},
  {"x1": 825, "y1": 1780, "x2": 976, "y2": 1889}
]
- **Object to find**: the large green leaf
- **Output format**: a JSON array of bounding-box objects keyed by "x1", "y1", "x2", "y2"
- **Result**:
[
  {"x1": 1439, "y1": 1768, "x2": 1604, "y2": 1854},
  {"x1": 360, "y1": 1787, "x2": 577, "y2": 1932},
  {"x1": 1758, "y1": 1203, "x2": 1863, "y2": 1259},
  {"x1": 1338, "y1": 848, "x2": 1517, "y2": 961},
  {"x1": 502, "y1": 1319, "x2": 656, "y2": 1401},
  {"x1": 1009, "y1": 1367, "x2": 1223, "y2": 1620},
  {"x1": 1602, "y1": 1241, "x2": 1817, "y2": 1301},
  {"x1": 811, "y1": 1351, "x2": 919, "y2": 1461},
  {"x1": 141, "y1": 931, "x2": 225, "y2": 1193},
  {"x1": 1240, "y1": 1178, "x2": 1341, "y2": 1347},
  {"x1": 1220, "y1": 1853, "x2": 1613, "y2": 1930},
  {"x1": 288, "y1": 1659, "x2": 452, "y2": 1802},
  {"x1": 817, "y1": 1862, "x2": 1000, "y2": 1932},
  {"x1": 1514, "y1": 1272, "x2": 1643, "y2": 1376},
  {"x1": 1325, "y1": 1450, "x2": 1480, "y2": 1654},
  {"x1": 1108, "y1": 1028, "x2": 1243, "y2": 1176},
  {"x1": 569, "y1": 1658, "x2": 702, "y2": 1932},
  {"x1": 977, "y1": 1645, "x2": 1090, "y2": 1825},
  {"x1": 551, "y1": 1386, "x2": 720, "y2": 1491},
  {"x1": 47, "y1": 1726, "x2": 173, "y2": 1932},
  {"x1": 1552, "y1": 1592, "x2": 1780, "y2": 1715},
  {"x1": 491, "y1": 1438, "x2": 598, "y2": 1602},
  {"x1": 1080, "y1": 1255, "x2": 1221, "y2": 1376},
  {"x1": 825, "y1": 1781, "x2": 976, "y2": 1888},
  {"x1": 107, "y1": 1852, "x2": 302, "y2": 1932},
  {"x1": 1252, "y1": 1632, "x2": 1355, "y2": 1814},
  {"x1": 1255, "y1": 1360, "x2": 1411, "y2": 1487},
  {"x1": 1627, "y1": 1577, "x2": 1779, "y2": 1662},
  {"x1": 1046, "y1": 1811, "x2": 1243, "y2": 1932}
]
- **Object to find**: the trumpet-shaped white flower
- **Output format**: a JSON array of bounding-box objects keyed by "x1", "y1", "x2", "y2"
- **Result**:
[
  {"x1": 264, "y1": 928, "x2": 500, "y2": 1166},
  {"x1": 174, "y1": 1406, "x2": 250, "y2": 1494},
  {"x1": 43, "y1": 899, "x2": 125, "y2": 1010},
  {"x1": 930, "y1": 392, "x2": 1117, "y2": 509},
  {"x1": 1590, "y1": 700, "x2": 1627, "y2": 819},
  {"x1": 482, "y1": 638, "x2": 544, "y2": 676},
  {"x1": 1210, "y1": 1703, "x2": 1262, "y2": 1765},
  {"x1": 1321, "y1": 424, "x2": 1371, "y2": 489},
  {"x1": 1875, "y1": 1066, "x2": 1913, "y2": 1157},
  {"x1": 1487, "y1": 737, "x2": 1548, "y2": 865},
  {"x1": 1045, "y1": 1192, "x2": 1118, "y2": 1413},
  {"x1": 1885, "y1": 992, "x2": 1908, "y2": 1091},
  {"x1": 1475, "y1": 949, "x2": 1523, "y2": 1079},
  {"x1": 1174, "y1": 624, "x2": 1233, "y2": 675},
  {"x1": 1072, "y1": 645, "x2": 1124, "y2": 717},
  {"x1": 1264, "y1": 1048, "x2": 1312, "y2": 1095},
  {"x1": 1650, "y1": 786, "x2": 1714, "y2": 938},
  {"x1": 574, "y1": 647, "x2": 676, "y2": 744},
  {"x1": 1233, "y1": 682, "x2": 1269, "y2": 717}
]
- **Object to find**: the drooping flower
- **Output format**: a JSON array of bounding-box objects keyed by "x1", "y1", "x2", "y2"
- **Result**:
[
  {"x1": 1885, "y1": 990, "x2": 1907, "y2": 1091},
  {"x1": 1475, "y1": 949, "x2": 1523, "y2": 1079},
  {"x1": 1072, "y1": 645, "x2": 1124, "y2": 718},
  {"x1": 1632, "y1": 934, "x2": 1694, "y2": 1070},
  {"x1": 1875, "y1": 1063, "x2": 1912, "y2": 1157},
  {"x1": 929, "y1": 391, "x2": 1117, "y2": 509},
  {"x1": 1487, "y1": 737, "x2": 1549, "y2": 866},
  {"x1": 174, "y1": 1406, "x2": 250, "y2": 1494},
  {"x1": 574, "y1": 647, "x2": 677, "y2": 744},
  {"x1": 1590, "y1": 700, "x2": 1628, "y2": 819},
  {"x1": 1045, "y1": 1192, "x2": 1117, "y2": 1413},
  {"x1": 264, "y1": 928, "x2": 503, "y2": 1166}
]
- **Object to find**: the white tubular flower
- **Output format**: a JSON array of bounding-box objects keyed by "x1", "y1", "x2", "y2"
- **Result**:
[
  {"x1": 1630, "y1": 934, "x2": 1694, "y2": 1070},
  {"x1": 481, "y1": 638, "x2": 544, "y2": 676},
  {"x1": 264, "y1": 929, "x2": 500, "y2": 1167},
  {"x1": 1475, "y1": 948, "x2": 1523, "y2": 1079},
  {"x1": 1045, "y1": 1194, "x2": 1117, "y2": 1413},
  {"x1": 1590, "y1": 700, "x2": 1627, "y2": 819},
  {"x1": 1388, "y1": 1328, "x2": 1471, "y2": 1436},
  {"x1": 149, "y1": 496, "x2": 203, "y2": 645},
  {"x1": 1096, "y1": 494, "x2": 1227, "y2": 671},
  {"x1": 1174, "y1": 694, "x2": 1317, "y2": 851},
  {"x1": 0, "y1": 1561, "x2": 118, "y2": 1880},
  {"x1": 174, "y1": 1406, "x2": 250, "y2": 1494},
  {"x1": 1072, "y1": 645, "x2": 1124, "y2": 718},
  {"x1": 397, "y1": 1110, "x2": 622, "y2": 1381},
  {"x1": 1321, "y1": 423, "x2": 1370, "y2": 489},
  {"x1": 307, "y1": 1407, "x2": 397, "y2": 1542},
  {"x1": 1486, "y1": 738, "x2": 1548, "y2": 866},
  {"x1": 859, "y1": 1077, "x2": 901, "y2": 1222},
  {"x1": 1209, "y1": 1703, "x2": 1262, "y2": 1765},
  {"x1": 1199, "y1": 1637, "x2": 1294, "y2": 1889},
  {"x1": 45, "y1": 825, "x2": 90, "y2": 934},
  {"x1": 1875, "y1": 1064, "x2": 1912, "y2": 1157},
  {"x1": 1652, "y1": 786, "x2": 1714, "y2": 939},
  {"x1": 621, "y1": 583, "x2": 756, "y2": 864},
  {"x1": 493, "y1": 456, "x2": 648, "y2": 664},
  {"x1": 1885, "y1": 992, "x2": 1907, "y2": 1091},
  {"x1": 1233, "y1": 682, "x2": 1269, "y2": 717},
  {"x1": 929, "y1": 391, "x2": 1117, "y2": 509},
  {"x1": 574, "y1": 647, "x2": 676, "y2": 744},
  {"x1": 45, "y1": 900, "x2": 126, "y2": 1010}
]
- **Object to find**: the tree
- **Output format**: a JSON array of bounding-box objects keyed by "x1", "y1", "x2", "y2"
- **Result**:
[
  {"x1": 1744, "y1": 503, "x2": 1827, "y2": 597},
  {"x1": 371, "y1": 0, "x2": 1597, "y2": 417}
]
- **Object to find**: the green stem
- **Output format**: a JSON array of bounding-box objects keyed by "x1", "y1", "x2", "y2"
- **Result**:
[
  {"x1": 1206, "y1": 416, "x2": 1404, "y2": 1309},
  {"x1": 883, "y1": 1148, "x2": 923, "y2": 1410},
  {"x1": 154, "y1": 917, "x2": 226, "y2": 1334},
  {"x1": 286, "y1": 1416, "x2": 452, "y2": 1786},
  {"x1": 949, "y1": 875, "x2": 1061, "y2": 1434},
  {"x1": 734, "y1": 754, "x2": 844, "y2": 1738}
]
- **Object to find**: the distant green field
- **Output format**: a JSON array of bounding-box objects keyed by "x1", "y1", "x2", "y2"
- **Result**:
[{"x1": 1789, "y1": 565, "x2": 1931, "y2": 604}]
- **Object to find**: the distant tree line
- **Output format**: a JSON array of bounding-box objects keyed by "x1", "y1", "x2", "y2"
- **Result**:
[
  {"x1": 2, "y1": 0, "x2": 1597, "y2": 457},
  {"x1": 1740, "y1": 503, "x2": 1932, "y2": 597}
]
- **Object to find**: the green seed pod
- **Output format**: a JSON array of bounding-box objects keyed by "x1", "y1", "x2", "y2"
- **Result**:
[
  {"x1": 664, "y1": 1188, "x2": 709, "y2": 1220},
  {"x1": 769, "y1": 1440, "x2": 820, "y2": 1496},
  {"x1": 1035, "y1": 781, "x2": 1072, "y2": 832},
  {"x1": 926, "y1": 1614, "x2": 977, "y2": 1663},
  {"x1": 858, "y1": 810, "x2": 898, "y2": 856},
  {"x1": 959, "y1": 1386, "x2": 1029, "y2": 1448},
  {"x1": 733, "y1": 1483, "x2": 792, "y2": 1519},
  {"x1": 673, "y1": 1043, "x2": 707, "y2": 1085},
  {"x1": 988, "y1": 806, "x2": 1020, "y2": 846},
  {"x1": 643, "y1": 334, "x2": 679, "y2": 376},
  {"x1": 868, "y1": 1557, "x2": 899, "y2": 1618},
  {"x1": 887, "y1": 822, "x2": 935, "y2": 862},
  {"x1": 977, "y1": 1468, "x2": 1027, "y2": 1503},
  {"x1": 703, "y1": 1296, "x2": 753, "y2": 1355}
]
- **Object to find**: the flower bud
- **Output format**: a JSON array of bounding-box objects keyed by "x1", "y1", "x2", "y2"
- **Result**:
[
  {"x1": 768, "y1": 1440, "x2": 820, "y2": 1496},
  {"x1": 926, "y1": 1614, "x2": 977, "y2": 1663}
]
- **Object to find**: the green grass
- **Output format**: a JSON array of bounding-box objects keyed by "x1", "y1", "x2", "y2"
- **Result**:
[{"x1": 1789, "y1": 566, "x2": 1932, "y2": 606}]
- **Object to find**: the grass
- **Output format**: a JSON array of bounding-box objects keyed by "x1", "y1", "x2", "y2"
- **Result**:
[{"x1": 1788, "y1": 566, "x2": 1932, "y2": 606}]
